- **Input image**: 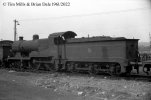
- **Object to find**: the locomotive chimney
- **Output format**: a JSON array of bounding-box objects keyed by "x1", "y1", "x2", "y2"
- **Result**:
[
  {"x1": 19, "y1": 36, "x2": 23, "y2": 41},
  {"x1": 33, "y1": 34, "x2": 39, "y2": 40}
]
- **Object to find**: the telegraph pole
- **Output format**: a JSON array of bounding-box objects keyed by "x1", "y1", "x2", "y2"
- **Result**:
[
  {"x1": 14, "y1": 19, "x2": 19, "y2": 41},
  {"x1": 149, "y1": 32, "x2": 151, "y2": 53}
]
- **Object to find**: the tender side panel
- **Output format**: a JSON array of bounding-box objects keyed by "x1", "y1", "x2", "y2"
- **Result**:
[{"x1": 66, "y1": 41, "x2": 127, "y2": 63}]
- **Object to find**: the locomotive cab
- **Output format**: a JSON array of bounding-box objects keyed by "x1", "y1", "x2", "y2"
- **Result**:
[{"x1": 48, "y1": 31, "x2": 77, "y2": 71}]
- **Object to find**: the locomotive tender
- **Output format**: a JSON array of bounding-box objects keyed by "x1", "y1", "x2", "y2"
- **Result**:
[{"x1": 0, "y1": 31, "x2": 140, "y2": 75}]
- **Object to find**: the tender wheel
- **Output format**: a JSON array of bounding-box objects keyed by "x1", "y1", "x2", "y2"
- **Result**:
[
  {"x1": 65, "y1": 62, "x2": 74, "y2": 72},
  {"x1": 109, "y1": 65, "x2": 115, "y2": 75},
  {"x1": 143, "y1": 65, "x2": 150, "y2": 75},
  {"x1": 115, "y1": 64, "x2": 121, "y2": 75},
  {"x1": 69, "y1": 63, "x2": 76, "y2": 73},
  {"x1": 143, "y1": 66, "x2": 148, "y2": 74},
  {"x1": 74, "y1": 64, "x2": 79, "y2": 73},
  {"x1": 93, "y1": 64, "x2": 99, "y2": 75},
  {"x1": 88, "y1": 64, "x2": 95, "y2": 75},
  {"x1": 66, "y1": 63, "x2": 70, "y2": 72}
]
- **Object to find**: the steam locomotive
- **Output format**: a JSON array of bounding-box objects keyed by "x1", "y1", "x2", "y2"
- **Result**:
[{"x1": 0, "y1": 31, "x2": 148, "y2": 76}]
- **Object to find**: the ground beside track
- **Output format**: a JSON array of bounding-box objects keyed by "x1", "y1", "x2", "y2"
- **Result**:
[
  {"x1": 0, "y1": 69, "x2": 151, "y2": 100},
  {"x1": 36, "y1": 72, "x2": 151, "y2": 100},
  {"x1": 0, "y1": 69, "x2": 97, "y2": 100}
]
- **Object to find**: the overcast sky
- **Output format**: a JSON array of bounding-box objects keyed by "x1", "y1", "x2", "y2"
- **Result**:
[{"x1": 0, "y1": 0, "x2": 151, "y2": 42}]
